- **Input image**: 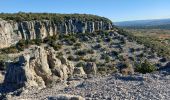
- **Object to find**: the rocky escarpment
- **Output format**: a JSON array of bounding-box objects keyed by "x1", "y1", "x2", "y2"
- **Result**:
[
  {"x1": 0, "y1": 14, "x2": 112, "y2": 48},
  {"x1": 4, "y1": 46, "x2": 76, "y2": 89}
]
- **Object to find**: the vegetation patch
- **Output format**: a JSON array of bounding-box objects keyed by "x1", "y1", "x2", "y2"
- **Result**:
[{"x1": 135, "y1": 60, "x2": 157, "y2": 74}]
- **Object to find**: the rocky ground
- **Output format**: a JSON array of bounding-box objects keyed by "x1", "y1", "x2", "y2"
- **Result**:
[
  {"x1": 0, "y1": 30, "x2": 170, "y2": 100},
  {"x1": 7, "y1": 72, "x2": 170, "y2": 100}
]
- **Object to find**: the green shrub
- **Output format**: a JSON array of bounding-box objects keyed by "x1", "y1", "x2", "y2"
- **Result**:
[
  {"x1": 86, "y1": 49, "x2": 95, "y2": 54},
  {"x1": 101, "y1": 53, "x2": 110, "y2": 62},
  {"x1": 35, "y1": 39, "x2": 42, "y2": 46},
  {"x1": 74, "y1": 42, "x2": 82, "y2": 47},
  {"x1": 17, "y1": 39, "x2": 43, "y2": 51},
  {"x1": 83, "y1": 57, "x2": 96, "y2": 62},
  {"x1": 75, "y1": 50, "x2": 87, "y2": 56},
  {"x1": 105, "y1": 56, "x2": 110, "y2": 63},
  {"x1": 117, "y1": 55, "x2": 125, "y2": 61},
  {"x1": 56, "y1": 52, "x2": 63, "y2": 59},
  {"x1": 96, "y1": 62, "x2": 105, "y2": 67},
  {"x1": 67, "y1": 55, "x2": 76, "y2": 61},
  {"x1": 17, "y1": 39, "x2": 25, "y2": 51},
  {"x1": 1, "y1": 46, "x2": 18, "y2": 54},
  {"x1": 76, "y1": 62, "x2": 86, "y2": 67},
  {"x1": 48, "y1": 40, "x2": 62, "y2": 51},
  {"x1": 52, "y1": 44, "x2": 62, "y2": 51},
  {"x1": 135, "y1": 60, "x2": 157, "y2": 74},
  {"x1": 97, "y1": 64, "x2": 117, "y2": 75},
  {"x1": 43, "y1": 35, "x2": 58, "y2": 44}
]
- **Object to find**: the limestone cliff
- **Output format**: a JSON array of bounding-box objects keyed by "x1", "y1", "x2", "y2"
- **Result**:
[{"x1": 0, "y1": 14, "x2": 113, "y2": 48}]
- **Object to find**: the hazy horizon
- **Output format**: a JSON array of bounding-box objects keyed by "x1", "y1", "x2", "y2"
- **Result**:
[{"x1": 0, "y1": 0, "x2": 170, "y2": 22}]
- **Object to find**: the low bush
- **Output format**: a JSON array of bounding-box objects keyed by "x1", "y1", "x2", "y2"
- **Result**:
[
  {"x1": 135, "y1": 60, "x2": 157, "y2": 74},
  {"x1": 35, "y1": 39, "x2": 42, "y2": 46},
  {"x1": 86, "y1": 49, "x2": 95, "y2": 54},
  {"x1": 1, "y1": 46, "x2": 18, "y2": 54},
  {"x1": 17, "y1": 39, "x2": 25, "y2": 51},
  {"x1": 75, "y1": 50, "x2": 87, "y2": 56},
  {"x1": 67, "y1": 55, "x2": 75, "y2": 61},
  {"x1": 43, "y1": 35, "x2": 58, "y2": 44},
  {"x1": 105, "y1": 56, "x2": 110, "y2": 63},
  {"x1": 75, "y1": 62, "x2": 86, "y2": 67},
  {"x1": 83, "y1": 57, "x2": 96, "y2": 62},
  {"x1": 74, "y1": 42, "x2": 82, "y2": 47},
  {"x1": 52, "y1": 44, "x2": 62, "y2": 51},
  {"x1": 56, "y1": 52, "x2": 63, "y2": 59},
  {"x1": 97, "y1": 63, "x2": 117, "y2": 74},
  {"x1": 101, "y1": 53, "x2": 111, "y2": 63}
]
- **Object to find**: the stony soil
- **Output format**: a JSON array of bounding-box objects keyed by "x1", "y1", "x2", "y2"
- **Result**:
[{"x1": 7, "y1": 71, "x2": 170, "y2": 100}]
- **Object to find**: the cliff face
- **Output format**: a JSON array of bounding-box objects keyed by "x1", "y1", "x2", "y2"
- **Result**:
[{"x1": 0, "y1": 18, "x2": 112, "y2": 48}]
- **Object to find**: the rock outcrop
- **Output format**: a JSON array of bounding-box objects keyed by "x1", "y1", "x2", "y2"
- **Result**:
[
  {"x1": 4, "y1": 46, "x2": 75, "y2": 89},
  {"x1": 47, "y1": 49, "x2": 75, "y2": 80},
  {"x1": 0, "y1": 15, "x2": 113, "y2": 48}
]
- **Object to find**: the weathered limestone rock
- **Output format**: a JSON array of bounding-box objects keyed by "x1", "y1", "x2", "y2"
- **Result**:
[
  {"x1": 60, "y1": 56, "x2": 75, "y2": 75},
  {"x1": 47, "y1": 47, "x2": 62, "y2": 69},
  {"x1": 4, "y1": 54, "x2": 46, "y2": 89},
  {"x1": 32, "y1": 46, "x2": 52, "y2": 77},
  {"x1": 47, "y1": 48, "x2": 74, "y2": 80},
  {"x1": 4, "y1": 46, "x2": 76, "y2": 89},
  {"x1": 0, "y1": 20, "x2": 21, "y2": 48}
]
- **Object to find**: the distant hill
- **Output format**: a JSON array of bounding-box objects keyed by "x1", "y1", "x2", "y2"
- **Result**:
[{"x1": 114, "y1": 19, "x2": 170, "y2": 29}]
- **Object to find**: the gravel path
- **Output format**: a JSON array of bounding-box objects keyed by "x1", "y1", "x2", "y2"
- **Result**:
[{"x1": 9, "y1": 73, "x2": 170, "y2": 100}]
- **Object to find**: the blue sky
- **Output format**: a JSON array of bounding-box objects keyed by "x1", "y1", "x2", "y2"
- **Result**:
[{"x1": 0, "y1": 0, "x2": 170, "y2": 22}]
